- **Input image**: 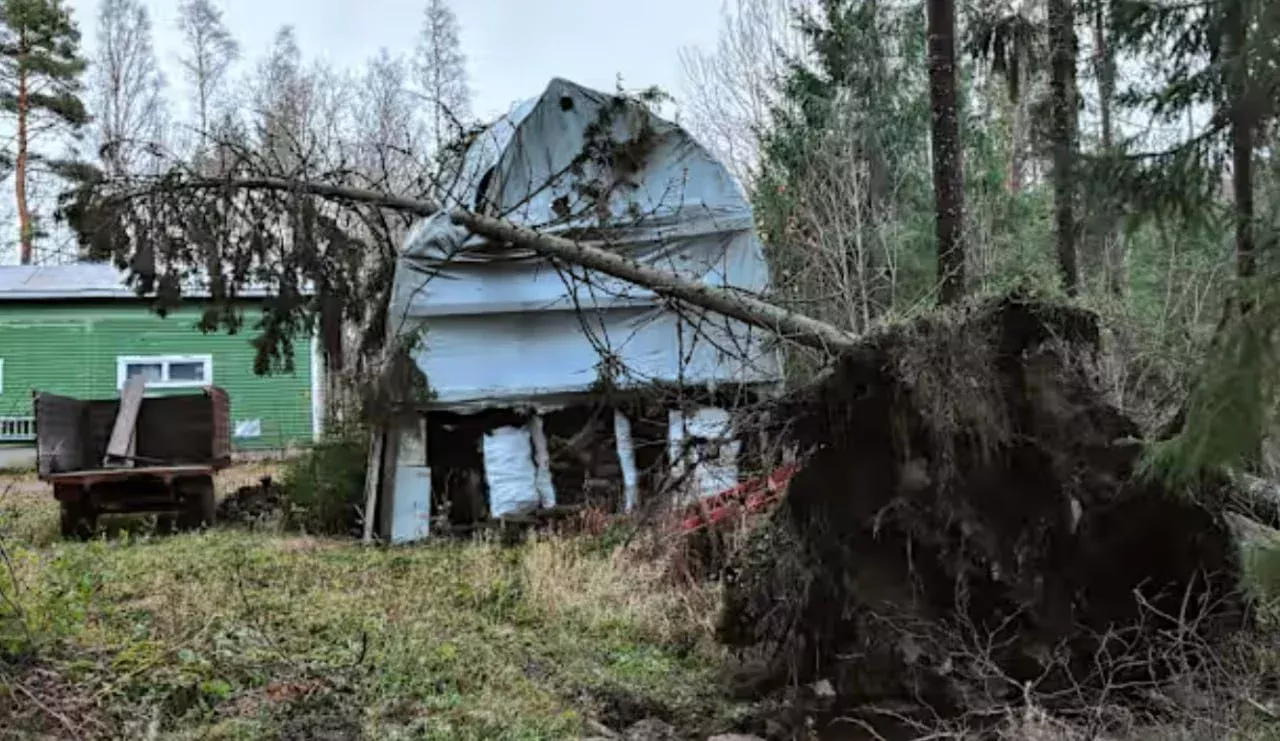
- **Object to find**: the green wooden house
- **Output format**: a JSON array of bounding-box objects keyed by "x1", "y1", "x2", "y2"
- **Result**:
[{"x1": 0, "y1": 263, "x2": 323, "y2": 463}]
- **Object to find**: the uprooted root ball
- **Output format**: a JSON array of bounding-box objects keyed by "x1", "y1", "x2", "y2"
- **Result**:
[{"x1": 718, "y1": 295, "x2": 1247, "y2": 723}]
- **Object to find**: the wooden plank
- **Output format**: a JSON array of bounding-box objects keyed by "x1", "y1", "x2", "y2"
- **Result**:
[
  {"x1": 362, "y1": 430, "x2": 386, "y2": 544},
  {"x1": 124, "y1": 412, "x2": 137, "y2": 462},
  {"x1": 105, "y1": 375, "x2": 147, "y2": 466}
]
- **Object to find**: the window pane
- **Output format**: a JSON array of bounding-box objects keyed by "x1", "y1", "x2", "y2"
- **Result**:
[
  {"x1": 126, "y1": 363, "x2": 163, "y2": 382},
  {"x1": 168, "y1": 361, "x2": 206, "y2": 382}
]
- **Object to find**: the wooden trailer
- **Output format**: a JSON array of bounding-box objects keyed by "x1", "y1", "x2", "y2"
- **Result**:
[{"x1": 33, "y1": 386, "x2": 232, "y2": 538}]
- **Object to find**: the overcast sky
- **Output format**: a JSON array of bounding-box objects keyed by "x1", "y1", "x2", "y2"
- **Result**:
[{"x1": 65, "y1": 0, "x2": 723, "y2": 120}]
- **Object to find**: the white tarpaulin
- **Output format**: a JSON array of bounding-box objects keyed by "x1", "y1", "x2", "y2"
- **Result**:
[
  {"x1": 669, "y1": 407, "x2": 741, "y2": 502},
  {"x1": 387, "y1": 78, "x2": 783, "y2": 409},
  {"x1": 613, "y1": 410, "x2": 640, "y2": 512},
  {"x1": 482, "y1": 425, "x2": 540, "y2": 518},
  {"x1": 529, "y1": 414, "x2": 557, "y2": 508}
]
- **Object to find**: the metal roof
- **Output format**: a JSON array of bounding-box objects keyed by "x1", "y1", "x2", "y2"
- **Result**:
[{"x1": 0, "y1": 263, "x2": 292, "y2": 301}]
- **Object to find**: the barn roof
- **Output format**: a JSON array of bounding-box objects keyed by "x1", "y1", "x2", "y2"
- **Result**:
[
  {"x1": 0, "y1": 263, "x2": 295, "y2": 301},
  {"x1": 388, "y1": 78, "x2": 782, "y2": 408}
]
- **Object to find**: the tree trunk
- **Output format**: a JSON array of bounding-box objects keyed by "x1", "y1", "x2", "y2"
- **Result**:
[
  {"x1": 1049, "y1": 0, "x2": 1079, "y2": 296},
  {"x1": 320, "y1": 286, "x2": 346, "y2": 373},
  {"x1": 16, "y1": 35, "x2": 32, "y2": 265},
  {"x1": 1226, "y1": 0, "x2": 1254, "y2": 285},
  {"x1": 866, "y1": 0, "x2": 890, "y2": 215},
  {"x1": 456, "y1": 209, "x2": 861, "y2": 353},
  {"x1": 1008, "y1": 62, "x2": 1029, "y2": 196},
  {"x1": 926, "y1": 0, "x2": 966, "y2": 306},
  {"x1": 1093, "y1": 0, "x2": 1126, "y2": 296},
  {"x1": 863, "y1": 0, "x2": 892, "y2": 318},
  {"x1": 198, "y1": 77, "x2": 209, "y2": 148},
  {"x1": 1162, "y1": 0, "x2": 1260, "y2": 457},
  {"x1": 1224, "y1": 0, "x2": 1259, "y2": 469}
]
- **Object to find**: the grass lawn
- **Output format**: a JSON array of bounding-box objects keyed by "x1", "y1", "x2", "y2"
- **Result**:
[{"x1": 0, "y1": 468, "x2": 740, "y2": 740}]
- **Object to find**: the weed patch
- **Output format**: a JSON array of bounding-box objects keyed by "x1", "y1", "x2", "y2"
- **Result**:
[{"x1": 279, "y1": 428, "x2": 368, "y2": 536}]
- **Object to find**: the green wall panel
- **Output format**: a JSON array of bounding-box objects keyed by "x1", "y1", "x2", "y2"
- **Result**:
[{"x1": 0, "y1": 302, "x2": 315, "y2": 451}]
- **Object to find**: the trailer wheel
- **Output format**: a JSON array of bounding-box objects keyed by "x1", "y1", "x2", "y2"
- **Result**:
[
  {"x1": 177, "y1": 476, "x2": 217, "y2": 531},
  {"x1": 58, "y1": 495, "x2": 97, "y2": 540}
]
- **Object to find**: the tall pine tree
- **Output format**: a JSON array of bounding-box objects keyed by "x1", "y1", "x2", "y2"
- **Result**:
[
  {"x1": 1048, "y1": 0, "x2": 1078, "y2": 296},
  {"x1": 927, "y1": 0, "x2": 966, "y2": 304},
  {"x1": 0, "y1": 0, "x2": 88, "y2": 264}
]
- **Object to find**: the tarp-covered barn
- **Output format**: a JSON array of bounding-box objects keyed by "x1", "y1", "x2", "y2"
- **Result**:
[{"x1": 377, "y1": 78, "x2": 783, "y2": 543}]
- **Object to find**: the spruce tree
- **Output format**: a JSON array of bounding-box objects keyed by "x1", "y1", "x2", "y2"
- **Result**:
[
  {"x1": 756, "y1": 0, "x2": 934, "y2": 327},
  {"x1": 1106, "y1": 0, "x2": 1280, "y2": 478}
]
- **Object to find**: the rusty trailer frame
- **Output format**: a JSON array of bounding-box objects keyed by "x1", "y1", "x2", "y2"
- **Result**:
[{"x1": 34, "y1": 387, "x2": 232, "y2": 538}]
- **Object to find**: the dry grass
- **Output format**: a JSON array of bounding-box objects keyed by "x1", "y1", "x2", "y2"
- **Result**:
[
  {"x1": 215, "y1": 459, "x2": 288, "y2": 498},
  {"x1": 521, "y1": 536, "x2": 722, "y2": 645},
  {"x1": 0, "y1": 468, "x2": 733, "y2": 740}
]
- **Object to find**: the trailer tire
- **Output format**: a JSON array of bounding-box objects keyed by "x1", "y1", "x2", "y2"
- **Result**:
[
  {"x1": 177, "y1": 476, "x2": 217, "y2": 531},
  {"x1": 58, "y1": 497, "x2": 97, "y2": 540}
]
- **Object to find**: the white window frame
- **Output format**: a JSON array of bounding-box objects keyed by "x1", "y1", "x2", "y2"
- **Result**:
[
  {"x1": 116, "y1": 355, "x2": 213, "y2": 390},
  {"x1": 0, "y1": 358, "x2": 5, "y2": 395}
]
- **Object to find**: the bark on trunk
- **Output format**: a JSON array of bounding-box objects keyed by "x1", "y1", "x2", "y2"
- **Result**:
[
  {"x1": 16, "y1": 33, "x2": 32, "y2": 265},
  {"x1": 1093, "y1": 1, "x2": 1126, "y2": 296},
  {"x1": 1226, "y1": 0, "x2": 1254, "y2": 284},
  {"x1": 1007, "y1": 62, "x2": 1029, "y2": 196},
  {"x1": 866, "y1": 0, "x2": 890, "y2": 217},
  {"x1": 455, "y1": 210, "x2": 860, "y2": 354},
  {"x1": 926, "y1": 0, "x2": 966, "y2": 306},
  {"x1": 320, "y1": 285, "x2": 346, "y2": 373},
  {"x1": 1049, "y1": 0, "x2": 1079, "y2": 296}
]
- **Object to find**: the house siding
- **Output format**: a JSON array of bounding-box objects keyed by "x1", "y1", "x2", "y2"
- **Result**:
[{"x1": 0, "y1": 301, "x2": 315, "y2": 451}]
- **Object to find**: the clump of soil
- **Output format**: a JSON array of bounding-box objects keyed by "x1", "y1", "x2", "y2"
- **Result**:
[
  {"x1": 216, "y1": 476, "x2": 286, "y2": 526},
  {"x1": 718, "y1": 295, "x2": 1246, "y2": 725}
]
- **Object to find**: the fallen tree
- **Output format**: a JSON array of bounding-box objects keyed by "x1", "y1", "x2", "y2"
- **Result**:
[{"x1": 75, "y1": 176, "x2": 859, "y2": 357}]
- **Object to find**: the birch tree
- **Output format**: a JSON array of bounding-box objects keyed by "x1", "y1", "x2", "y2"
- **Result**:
[
  {"x1": 92, "y1": 0, "x2": 164, "y2": 175},
  {"x1": 678, "y1": 0, "x2": 809, "y2": 186},
  {"x1": 359, "y1": 49, "x2": 422, "y2": 196},
  {"x1": 176, "y1": 0, "x2": 238, "y2": 153},
  {"x1": 251, "y1": 26, "x2": 316, "y2": 174}
]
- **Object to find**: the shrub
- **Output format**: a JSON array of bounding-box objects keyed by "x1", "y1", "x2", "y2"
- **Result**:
[{"x1": 281, "y1": 425, "x2": 368, "y2": 536}]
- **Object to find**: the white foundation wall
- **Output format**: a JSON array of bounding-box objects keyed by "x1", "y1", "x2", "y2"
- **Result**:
[{"x1": 383, "y1": 419, "x2": 431, "y2": 544}]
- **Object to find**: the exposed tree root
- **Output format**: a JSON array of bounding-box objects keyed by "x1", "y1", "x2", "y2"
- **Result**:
[{"x1": 719, "y1": 295, "x2": 1249, "y2": 730}]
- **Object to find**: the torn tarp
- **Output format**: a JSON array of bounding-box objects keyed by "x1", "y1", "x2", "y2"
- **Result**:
[{"x1": 386, "y1": 78, "x2": 783, "y2": 411}]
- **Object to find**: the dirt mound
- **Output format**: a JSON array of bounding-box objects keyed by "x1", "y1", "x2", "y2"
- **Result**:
[
  {"x1": 718, "y1": 295, "x2": 1246, "y2": 724},
  {"x1": 216, "y1": 476, "x2": 286, "y2": 526}
]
